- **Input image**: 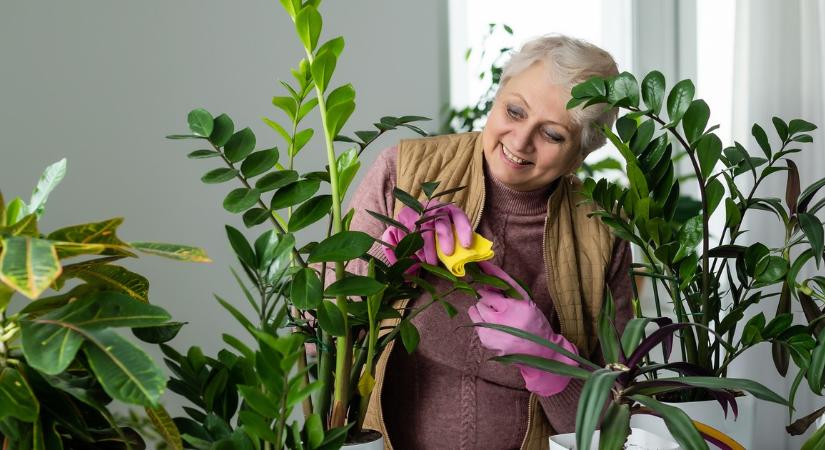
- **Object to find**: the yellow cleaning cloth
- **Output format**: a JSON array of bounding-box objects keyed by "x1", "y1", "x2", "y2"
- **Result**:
[{"x1": 435, "y1": 228, "x2": 495, "y2": 277}]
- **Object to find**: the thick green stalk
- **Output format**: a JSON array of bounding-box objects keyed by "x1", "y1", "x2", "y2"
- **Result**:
[{"x1": 302, "y1": 47, "x2": 351, "y2": 428}]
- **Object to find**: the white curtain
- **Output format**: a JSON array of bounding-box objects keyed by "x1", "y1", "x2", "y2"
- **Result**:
[{"x1": 730, "y1": 1, "x2": 825, "y2": 448}]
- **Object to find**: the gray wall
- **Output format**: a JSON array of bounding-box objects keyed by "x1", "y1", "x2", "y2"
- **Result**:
[{"x1": 0, "y1": 0, "x2": 448, "y2": 413}]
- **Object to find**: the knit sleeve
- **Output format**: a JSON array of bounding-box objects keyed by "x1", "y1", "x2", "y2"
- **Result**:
[{"x1": 536, "y1": 238, "x2": 634, "y2": 434}]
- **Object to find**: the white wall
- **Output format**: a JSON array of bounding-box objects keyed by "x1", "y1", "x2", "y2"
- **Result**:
[{"x1": 0, "y1": 0, "x2": 448, "y2": 414}]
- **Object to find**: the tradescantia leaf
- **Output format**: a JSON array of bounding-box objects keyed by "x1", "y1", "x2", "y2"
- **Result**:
[
  {"x1": 629, "y1": 394, "x2": 709, "y2": 450},
  {"x1": 474, "y1": 322, "x2": 597, "y2": 369},
  {"x1": 659, "y1": 376, "x2": 789, "y2": 405},
  {"x1": 576, "y1": 369, "x2": 622, "y2": 450},
  {"x1": 492, "y1": 354, "x2": 590, "y2": 379},
  {"x1": 84, "y1": 328, "x2": 167, "y2": 406},
  {"x1": 599, "y1": 402, "x2": 631, "y2": 450},
  {"x1": 0, "y1": 236, "x2": 61, "y2": 299}
]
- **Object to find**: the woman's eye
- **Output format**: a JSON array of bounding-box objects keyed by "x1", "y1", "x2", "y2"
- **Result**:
[
  {"x1": 506, "y1": 105, "x2": 523, "y2": 119},
  {"x1": 543, "y1": 129, "x2": 564, "y2": 142}
]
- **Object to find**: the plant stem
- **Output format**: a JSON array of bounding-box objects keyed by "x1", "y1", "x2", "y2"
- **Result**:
[{"x1": 302, "y1": 46, "x2": 351, "y2": 428}]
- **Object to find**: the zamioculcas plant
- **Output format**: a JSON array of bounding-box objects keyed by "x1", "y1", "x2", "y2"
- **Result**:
[
  {"x1": 555, "y1": 70, "x2": 825, "y2": 442},
  {"x1": 479, "y1": 291, "x2": 790, "y2": 450},
  {"x1": 163, "y1": 1, "x2": 485, "y2": 448},
  {"x1": 0, "y1": 159, "x2": 209, "y2": 449}
]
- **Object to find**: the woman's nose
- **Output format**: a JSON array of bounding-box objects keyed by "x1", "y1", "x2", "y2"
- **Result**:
[{"x1": 509, "y1": 126, "x2": 534, "y2": 153}]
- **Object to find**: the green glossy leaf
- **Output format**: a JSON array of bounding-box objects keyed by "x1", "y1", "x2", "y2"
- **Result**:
[
  {"x1": 772, "y1": 117, "x2": 789, "y2": 142},
  {"x1": 392, "y1": 187, "x2": 423, "y2": 213},
  {"x1": 325, "y1": 275, "x2": 384, "y2": 297},
  {"x1": 576, "y1": 369, "x2": 622, "y2": 450},
  {"x1": 187, "y1": 149, "x2": 220, "y2": 159},
  {"x1": 725, "y1": 198, "x2": 742, "y2": 227},
  {"x1": 272, "y1": 96, "x2": 297, "y2": 120},
  {"x1": 224, "y1": 128, "x2": 256, "y2": 163},
  {"x1": 225, "y1": 225, "x2": 256, "y2": 268},
  {"x1": 788, "y1": 119, "x2": 817, "y2": 135},
  {"x1": 399, "y1": 320, "x2": 420, "y2": 354},
  {"x1": 608, "y1": 72, "x2": 639, "y2": 107},
  {"x1": 317, "y1": 36, "x2": 345, "y2": 58},
  {"x1": 291, "y1": 268, "x2": 322, "y2": 309},
  {"x1": 0, "y1": 367, "x2": 38, "y2": 421},
  {"x1": 310, "y1": 50, "x2": 336, "y2": 93},
  {"x1": 629, "y1": 395, "x2": 709, "y2": 450},
  {"x1": 641, "y1": 70, "x2": 666, "y2": 115},
  {"x1": 256, "y1": 170, "x2": 299, "y2": 192},
  {"x1": 271, "y1": 180, "x2": 320, "y2": 210},
  {"x1": 673, "y1": 215, "x2": 703, "y2": 262},
  {"x1": 241, "y1": 149, "x2": 279, "y2": 178},
  {"x1": 129, "y1": 241, "x2": 211, "y2": 262},
  {"x1": 696, "y1": 133, "x2": 722, "y2": 179},
  {"x1": 223, "y1": 188, "x2": 261, "y2": 213},
  {"x1": 295, "y1": 5, "x2": 322, "y2": 52},
  {"x1": 84, "y1": 328, "x2": 166, "y2": 406},
  {"x1": 263, "y1": 117, "x2": 291, "y2": 142},
  {"x1": 336, "y1": 147, "x2": 360, "y2": 196},
  {"x1": 297, "y1": 98, "x2": 319, "y2": 123},
  {"x1": 210, "y1": 113, "x2": 234, "y2": 147},
  {"x1": 326, "y1": 98, "x2": 354, "y2": 137},
  {"x1": 317, "y1": 301, "x2": 345, "y2": 336},
  {"x1": 808, "y1": 329, "x2": 825, "y2": 394},
  {"x1": 752, "y1": 123, "x2": 772, "y2": 159},
  {"x1": 0, "y1": 236, "x2": 61, "y2": 299},
  {"x1": 308, "y1": 231, "x2": 373, "y2": 263},
  {"x1": 665, "y1": 79, "x2": 695, "y2": 127},
  {"x1": 682, "y1": 99, "x2": 709, "y2": 144},
  {"x1": 570, "y1": 76, "x2": 606, "y2": 100},
  {"x1": 28, "y1": 158, "x2": 66, "y2": 219},
  {"x1": 201, "y1": 168, "x2": 238, "y2": 184},
  {"x1": 706, "y1": 177, "x2": 725, "y2": 216},
  {"x1": 188, "y1": 108, "x2": 214, "y2": 137},
  {"x1": 288, "y1": 195, "x2": 332, "y2": 232},
  {"x1": 292, "y1": 128, "x2": 314, "y2": 156},
  {"x1": 800, "y1": 213, "x2": 824, "y2": 268},
  {"x1": 133, "y1": 322, "x2": 185, "y2": 344},
  {"x1": 756, "y1": 255, "x2": 788, "y2": 284}
]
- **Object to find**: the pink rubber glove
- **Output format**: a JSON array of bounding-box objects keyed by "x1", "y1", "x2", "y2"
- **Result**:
[
  {"x1": 468, "y1": 261, "x2": 579, "y2": 396},
  {"x1": 380, "y1": 203, "x2": 473, "y2": 269}
]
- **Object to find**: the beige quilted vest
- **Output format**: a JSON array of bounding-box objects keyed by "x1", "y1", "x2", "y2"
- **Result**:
[{"x1": 363, "y1": 132, "x2": 615, "y2": 450}]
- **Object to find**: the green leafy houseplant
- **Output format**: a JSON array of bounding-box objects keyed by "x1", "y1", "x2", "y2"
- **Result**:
[
  {"x1": 564, "y1": 71, "x2": 825, "y2": 436},
  {"x1": 479, "y1": 292, "x2": 789, "y2": 450},
  {"x1": 161, "y1": 1, "x2": 490, "y2": 448},
  {"x1": 0, "y1": 159, "x2": 209, "y2": 449}
]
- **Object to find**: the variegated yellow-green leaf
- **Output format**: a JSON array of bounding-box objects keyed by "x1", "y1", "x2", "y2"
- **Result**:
[
  {"x1": 129, "y1": 242, "x2": 211, "y2": 263},
  {"x1": 51, "y1": 241, "x2": 109, "y2": 259},
  {"x1": 47, "y1": 218, "x2": 135, "y2": 257},
  {"x1": 0, "y1": 236, "x2": 62, "y2": 299},
  {"x1": 60, "y1": 262, "x2": 149, "y2": 303},
  {"x1": 7, "y1": 213, "x2": 39, "y2": 237},
  {"x1": 84, "y1": 328, "x2": 166, "y2": 406},
  {"x1": 146, "y1": 405, "x2": 183, "y2": 450},
  {"x1": 0, "y1": 367, "x2": 39, "y2": 421}
]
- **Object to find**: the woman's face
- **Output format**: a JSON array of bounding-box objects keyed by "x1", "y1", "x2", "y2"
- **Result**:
[{"x1": 481, "y1": 61, "x2": 582, "y2": 192}]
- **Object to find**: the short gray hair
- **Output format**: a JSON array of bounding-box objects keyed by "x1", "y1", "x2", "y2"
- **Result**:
[{"x1": 498, "y1": 34, "x2": 619, "y2": 157}]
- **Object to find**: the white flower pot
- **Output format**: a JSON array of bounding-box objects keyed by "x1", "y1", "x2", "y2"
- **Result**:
[
  {"x1": 549, "y1": 427, "x2": 679, "y2": 450},
  {"x1": 630, "y1": 395, "x2": 754, "y2": 450},
  {"x1": 342, "y1": 432, "x2": 384, "y2": 450}
]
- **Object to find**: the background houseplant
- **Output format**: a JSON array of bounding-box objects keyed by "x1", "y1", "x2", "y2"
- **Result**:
[
  {"x1": 162, "y1": 1, "x2": 494, "y2": 448},
  {"x1": 0, "y1": 159, "x2": 209, "y2": 449}
]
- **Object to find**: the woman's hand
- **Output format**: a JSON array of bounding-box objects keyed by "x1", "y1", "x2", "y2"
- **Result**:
[
  {"x1": 468, "y1": 261, "x2": 579, "y2": 396},
  {"x1": 380, "y1": 203, "x2": 473, "y2": 267}
]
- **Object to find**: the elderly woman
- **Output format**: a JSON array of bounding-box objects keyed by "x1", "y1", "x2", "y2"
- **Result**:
[{"x1": 349, "y1": 35, "x2": 633, "y2": 450}]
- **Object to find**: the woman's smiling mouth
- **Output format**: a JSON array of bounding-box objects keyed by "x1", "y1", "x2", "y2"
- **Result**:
[{"x1": 501, "y1": 143, "x2": 533, "y2": 166}]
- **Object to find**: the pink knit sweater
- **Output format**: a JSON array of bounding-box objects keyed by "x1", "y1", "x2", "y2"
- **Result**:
[{"x1": 346, "y1": 146, "x2": 633, "y2": 450}]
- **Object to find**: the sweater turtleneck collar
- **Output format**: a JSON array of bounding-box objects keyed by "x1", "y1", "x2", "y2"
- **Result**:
[{"x1": 483, "y1": 163, "x2": 558, "y2": 216}]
